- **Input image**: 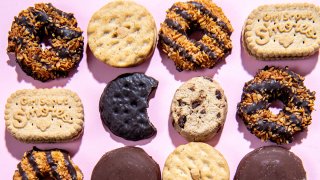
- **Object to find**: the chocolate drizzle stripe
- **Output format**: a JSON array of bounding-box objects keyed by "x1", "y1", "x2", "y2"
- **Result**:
[
  {"x1": 27, "y1": 151, "x2": 41, "y2": 177},
  {"x1": 18, "y1": 163, "x2": 28, "y2": 180},
  {"x1": 63, "y1": 153, "x2": 77, "y2": 180},
  {"x1": 188, "y1": 1, "x2": 231, "y2": 35},
  {"x1": 194, "y1": 41, "x2": 217, "y2": 60},
  {"x1": 164, "y1": 18, "x2": 186, "y2": 35},
  {"x1": 46, "y1": 152, "x2": 61, "y2": 180},
  {"x1": 159, "y1": 33, "x2": 199, "y2": 68},
  {"x1": 241, "y1": 101, "x2": 267, "y2": 115}
]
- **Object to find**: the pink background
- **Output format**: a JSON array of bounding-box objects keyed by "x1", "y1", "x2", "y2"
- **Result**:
[{"x1": 1, "y1": 0, "x2": 320, "y2": 179}]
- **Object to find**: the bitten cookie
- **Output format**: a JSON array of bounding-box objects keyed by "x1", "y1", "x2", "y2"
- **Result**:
[
  {"x1": 159, "y1": 0, "x2": 233, "y2": 71},
  {"x1": 88, "y1": 0, "x2": 157, "y2": 67},
  {"x1": 91, "y1": 147, "x2": 161, "y2": 180},
  {"x1": 234, "y1": 146, "x2": 306, "y2": 180},
  {"x1": 237, "y1": 66, "x2": 315, "y2": 144},
  {"x1": 163, "y1": 142, "x2": 230, "y2": 180},
  {"x1": 13, "y1": 147, "x2": 83, "y2": 180},
  {"x1": 171, "y1": 76, "x2": 227, "y2": 141},
  {"x1": 242, "y1": 3, "x2": 320, "y2": 59},
  {"x1": 5, "y1": 89, "x2": 84, "y2": 143},
  {"x1": 99, "y1": 73, "x2": 158, "y2": 141},
  {"x1": 7, "y1": 3, "x2": 84, "y2": 81}
]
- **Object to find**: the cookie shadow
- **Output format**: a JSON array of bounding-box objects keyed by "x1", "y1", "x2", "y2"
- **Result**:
[
  {"x1": 167, "y1": 112, "x2": 223, "y2": 147},
  {"x1": 5, "y1": 128, "x2": 83, "y2": 159},
  {"x1": 86, "y1": 45, "x2": 153, "y2": 84},
  {"x1": 7, "y1": 53, "x2": 79, "y2": 88},
  {"x1": 240, "y1": 36, "x2": 319, "y2": 76},
  {"x1": 235, "y1": 113, "x2": 308, "y2": 149},
  {"x1": 158, "y1": 43, "x2": 227, "y2": 82}
]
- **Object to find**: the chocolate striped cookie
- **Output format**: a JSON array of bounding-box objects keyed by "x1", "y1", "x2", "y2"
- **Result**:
[
  {"x1": 159, "y1": 0, "x2": 233, "y2": 71},
  {"x1": 13, "y1": 147, "x2": 83, "y2": 180}
]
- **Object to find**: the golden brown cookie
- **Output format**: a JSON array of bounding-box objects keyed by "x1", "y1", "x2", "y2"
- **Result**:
[
  {"x1": 88, "y1": 0, "x2": 157, "y2": 67},
  {"x1": 5, "y1": 89, "x2": 84, "y2": 143},
  {"x1": 163, "y1": 142, "x2": 230, "y2": 180},
  {"x1": 243, "y1": 3, "x2": 320, "y2": 59}
]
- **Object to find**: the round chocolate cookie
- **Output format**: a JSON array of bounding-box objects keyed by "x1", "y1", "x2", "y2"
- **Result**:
[
  {"x1": 171, "y1": 76, "x2": 227, "y2": 141},
  {"x1": 91, "y1": 147, "x2": 161, "y2": 180},
  {"x1": 7, "y1": 3, "x2": 84, "y2": 81},
  {"x1": 237, "y1": 66, "x2": 315, "y2": 144},
  {"x1": 234, "y1": 146, "x2": 306, "y2": 180},
  {"x1": 99, "y1": 73, "x2": 158, "y2": 141}
]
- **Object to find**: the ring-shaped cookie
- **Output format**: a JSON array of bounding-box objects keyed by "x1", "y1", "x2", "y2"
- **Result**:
[{"x1": 237, "y1": 66, "x2": 315, "y2": 144}]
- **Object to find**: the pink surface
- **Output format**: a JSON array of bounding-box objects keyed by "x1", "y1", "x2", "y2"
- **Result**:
[{"x1": 1, "y1": 0, "x2": 320, "y2": 179}]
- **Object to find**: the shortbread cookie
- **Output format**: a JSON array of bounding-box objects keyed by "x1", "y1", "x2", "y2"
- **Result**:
[
  {"x1": 5, "y1": 89, "x2": 84, "y2": 143},
  {"x1": 159, "y1": 0, "x2": 233, "y2": 71},
  {"x1": 92, "y1": 147, "x2": 161, "y2": 180},
  {"x1": 234, "y1": 146, "x2": 306, "y2": 180},
  {"x1": 163, "y1": 142, "x2": 229, "y2": 180},
  {"x1": 99, "y1": 73, "x2": 158, "y2": 141},
  {"x1": 171, "y1": 76, "x2": 227, "y2": 141},
  {"x1": 88, "y1": 0, "x2": 157, "y2": 67},
  {"x1": 243, "y1": 3, "x2": 320, "y2": 59},
  {"x1": 13, "y1": 147, "x2": 83, "y2": 180}
]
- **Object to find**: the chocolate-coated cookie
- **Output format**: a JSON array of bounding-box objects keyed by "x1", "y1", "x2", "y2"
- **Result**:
[
  {"x1": 234, "y1": 146, "x2": 306, "y2": 180},
  {"x1": 99, "y1": 73, "x2": 158, "y2": 141},
  {"x1": 91, "y1": 146, "x2": 161, "y2": 180}
]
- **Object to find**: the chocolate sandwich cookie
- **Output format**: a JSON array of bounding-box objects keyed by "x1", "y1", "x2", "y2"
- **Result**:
[
  {"x1": 91, "y1": 147, "x2": 161, "y2": 180},
  {"x1": 237, "y1": 66, "x2": 315, "y2": 144},
  {"x1": 234, "y1": 146, "x2": 306, "y2": 180},
  {"x1": 99, "y1": 73, "x2": 158, "y2": 141},
  {"x1": 7, "y1": 3, "x2": 84, "y2": 81},
  {"x1": 159, "y1": 0, "x2": 233, "y2": 71}
]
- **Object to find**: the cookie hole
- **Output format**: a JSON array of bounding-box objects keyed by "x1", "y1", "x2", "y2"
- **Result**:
[
  {"x1": 40, "y1": 36, "x2": 52, "y2": 50},
  {"x1": 273, "y1": 39, "x2": 276, "y2": 42},
  {"x1": 302, "y1": 41, "x2": 305, "y2": 44},
  {"x1": 188, "y1": 29, "x2": 204, "y2": 41},
  {"x1": 268, "y1": 100, "x2": 284, "y2": 115},
  {"x1": 257, "y1": 19, "x2": 260, "y2": 22}
]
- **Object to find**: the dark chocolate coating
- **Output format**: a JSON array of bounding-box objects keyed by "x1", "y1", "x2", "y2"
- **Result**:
[
  {"x1": 91, "y1": 147, "x2": 161, "y2": 180},
  {"x1": 99, "y1": 73, "x2": 158, "y2": 141},
  {"x1": 234, "y1": 146, "x2": 306, "y2": 180}
]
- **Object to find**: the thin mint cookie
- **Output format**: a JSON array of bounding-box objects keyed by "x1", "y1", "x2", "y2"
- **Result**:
[
  {"x1": 171, "y1": 76, "x2": 227, "y2": 142},
  {"x1": 99, "y1": 73, "x2": 158, "y2": 141},
  {"x1": 163, "y1": 142, "x2": 230, "y2": 180}
]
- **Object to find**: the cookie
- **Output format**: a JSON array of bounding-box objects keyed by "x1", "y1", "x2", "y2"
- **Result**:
[
  {"x1": 91, "y1": 146, "x2": 161, "y2": 180},
  {"x1": 234, "y1": 146, "x2": 306, "y2": 180},
  {"x1": 99, "y1": 73, "x2": 158, "y2": 141},
  {"x1": 159, "y1": 0, "x2": 233, "y2": 71},
  {"x1": 5, "y1": 89, "x2": 84, "y2": 143},
  {"x1": 237, "y1": 66, "x2": 315, "y2": 144},
  {"x1": 13, "y1": 147, "x2": 83, "y2": 180},
  {"x1": 242, "y1": 3, "x2": 320, "y2": 59},
  {"x1": 171, "y1": 76, "x2": 227, "y2": 141},
  {"x1": 7, "y1": 3, "x2": 84, "y2": 81},
  {"x1": 88, "y1": 0, "x2": 157, "y2": 67},
  {"x1": 163, "y1": 142, "x2": 229, "y2": 180}
]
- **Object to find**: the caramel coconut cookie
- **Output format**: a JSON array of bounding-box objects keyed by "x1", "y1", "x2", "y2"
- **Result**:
[
  {"x1": 237, "y1": 66, "x2": 315, "y2": 144},
  {"x1": 163, "y1": 142, "x2": 230, "y2": 180},
  {"x1": 7, "y1": 3, "x2": 84, "y2": 81},
  {"x1": 242, "y1": 3, "x2": 320, "y2": 59},
  {"x1": 13, "y1": 147, "x2": 83, "y2": 180},
  {"x1": 88, "y1": 0, "x2": 157, "y2": 67},
  {"x1": 171, "y1": 76, "x2": 227, "y2": 142},
  {"x1": 159, "y1": 0, "x2": 233, "y2": 71},
  {"x1": 5, "y1": 89, "x2": 84, "y2": 143}
]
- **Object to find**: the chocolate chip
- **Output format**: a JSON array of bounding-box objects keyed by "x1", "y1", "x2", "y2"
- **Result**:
[
  {"x1": 178, "y1": 116, "x2": 187, "y2": 128},
  {"x1": 34, "y1": 11, "x2": 49, "y2": 23},
  {"x1": 256, "y1": 120, "x2": 268, "y2": 131},
  {"x1": 216, "y1": 112, "x2": 221, "y2": 118},
  {"x1": 215, "y1": 90, "x2": 222, "y2": 100},
  {"x1": 191, "y1": 100, "x2": 201, "y2": 109},
  {"x1": 189, "y1": 86, "x2": 195, "y2": 91},
  {"x1": 178, "y1": 99, "x2": 186, "y2": 106},
  {"x1": 53, "y1": 27, "x2": 82, "y2": 39},
  {"x1": 200, "y1": 109, "x2": 206, "y2": 114}
]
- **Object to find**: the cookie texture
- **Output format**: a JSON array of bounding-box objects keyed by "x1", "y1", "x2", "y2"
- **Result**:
[
  {"x1": 99, "y1": 73, "x2": 158, "y2": 141},
  {"x1": 163, "y1": 142, "x2": 229, "y2": 180},
  {"x1": 88, "y1": 0, "x2": 157, "y2": 67},
  {"x1": 5, "y1": 89, "x2": 84, "y2": 143},
  {"x1": 243, "y1": 3, "x2": 320, "y2": 59},
  {"x1": 13, "y1": 147, "x2": 83, "y2": 180},
  {"x1": 171, "y1": 76, "x2": 227, "y2": 142},
  {"x1": 234, "y1": 146, "x2": 306, "y2": 180},
  {"x1": 7, "y1": 3, "x2": 84, "y2": 81},
  {"x1": 159, "y1": 0, "x2": 233, "y2": 71},
  {"x1": 237, "y1": 66, "x2": 315, "y2": 144},
  {"x1": 91, "y1": 146, "x2": 161, "y2": 180}
]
